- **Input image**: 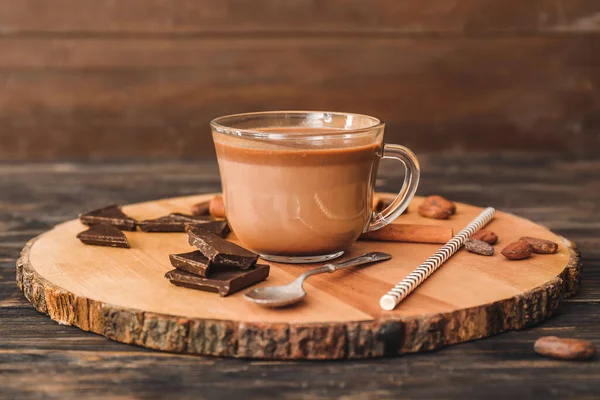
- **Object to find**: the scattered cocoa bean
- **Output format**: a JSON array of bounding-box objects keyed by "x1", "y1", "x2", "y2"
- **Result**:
[
  {"x1": 209, "y1": 195, "x2": 226, "y2": 218},
  {"x1": 418, "y1": 195, "x2": 455, "y2": 219},
  {"x1": 471, "y1": 229, "x2": 498, "y2": 245},
  {"x1": 422, "y1": 195, "x2": 456, "y2": 214},
  {"x1": 501, "y1": 240, "x2": 533, "y2": 260},
  {"x1": 520, "y1": 237, "x2": 558, "y2": 254},
  {"x1": 418, "y1": 204, "x2": 452, "y2": 220},
  {"x1": 191, "y1": 200, "x2": 211, "y2": 216},
  {"x1": 464, "y1": 238, "x2": 494, "y2": 256},
  {"x1": 534, "y1": 336, "x2": 596, "y2": 361}
]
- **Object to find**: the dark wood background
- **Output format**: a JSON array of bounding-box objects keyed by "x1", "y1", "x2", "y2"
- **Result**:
[{"x1": 1, "y1": 0, "x2": 599, "y2": 160}]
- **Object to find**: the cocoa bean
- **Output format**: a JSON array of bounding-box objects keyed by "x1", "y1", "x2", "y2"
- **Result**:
[
  {"x1": 422, "y1": 195, "x2": 456, "y2": 214},
  {"x1": 520, "y1": 237, "x2": 558, "y2": 254},
  {"x1": 534, "y1": 336, "x2": 596, "y2": 361},
  {"x1": 209, "y1": 195, "x2": 226, "y2": 218},
  {"x1": 501, "y1": 240, "x2": 533, "y2": 260},
  {"x1": 418, "y1": 204, "x2": 452, "y2": 220},
  {"x1": 471, "y1": 229, "x2": 498, "y2": 245},
  {"x1": 191, "y1": 200, "x2": 211, "y2": 216},
  {"x1": 464, "y1": 239, "x2": 494, "y2": 256}
]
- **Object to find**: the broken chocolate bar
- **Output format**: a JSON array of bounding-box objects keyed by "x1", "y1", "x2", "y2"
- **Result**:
[
  {"x1": 76, "y1": 223, "x2": 130, "y2": 248},
  {"x1": 164, "y1": 264, "x2": 269, "y2": 296},
  {"x1": 169, "y1": 251, "x2": 212, "y2": 277},
  {"x1": 191, "y1": 220, "x2": 230, "y2": 238},
  {"x1": 79, "y1": 204, "x2": 137, "y2": 231},
  {"x1": 139, "y1": 213, "x2": 230, "y2": 237},
  {"x1": 187, "y1": 226, "x2": 258, "y2": 269},
  {"x1": 169, "y1": 212, "x2": 204, "y2": 218}
]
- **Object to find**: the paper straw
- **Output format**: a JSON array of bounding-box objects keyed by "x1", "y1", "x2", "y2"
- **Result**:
[{"x1": 380, "y1": 207, "x2": 496, "y2": 311}]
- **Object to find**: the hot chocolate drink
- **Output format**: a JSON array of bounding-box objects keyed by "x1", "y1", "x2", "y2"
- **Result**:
[{"x1": 214, "y1": 127, "x2": 381, "y2": 257}]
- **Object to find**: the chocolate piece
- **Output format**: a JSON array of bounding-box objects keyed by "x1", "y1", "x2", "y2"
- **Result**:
[
  {"x1": 138, "y1": 216, "x2": 173, "y2": 231},
  {"x1": 79, "y1": 204, "x2": 137, "y2": 231},
  {"x1": 139, "y1": 213, "x2": 230, "y2": 237},
  {"x1": 170, "y1": 213, "x2": 211, "y2": 219},
  {"x1": 192, "y1": 220, "x2": 231, "y2": 238},
  {"x1": 76, "y1": 223, "x2": 130, "y2": 248},
  {"x1": 187, "y1": 226, "x2": 258, "y2": 269},
  {"x1": 164, "y1": 264, "x2": 270, "y2": 296},
  {"x1": 191, "y1": 200, "x2": 211, "y2": 216},
  {"x1": 169, "y1": 251, "x2": 212, "y2": 277}
]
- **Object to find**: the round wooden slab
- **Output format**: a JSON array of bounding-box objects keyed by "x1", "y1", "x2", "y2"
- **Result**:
[{"x1": 17, "y1": 195, "x2": 580, "y2": 360}]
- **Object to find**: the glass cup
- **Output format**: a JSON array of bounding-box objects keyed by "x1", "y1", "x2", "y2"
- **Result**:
[{"x1": 211, "y1": 111, "x2": 420, "y2": 263}]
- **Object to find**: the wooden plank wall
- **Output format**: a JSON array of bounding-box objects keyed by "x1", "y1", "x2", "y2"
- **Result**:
[{"x1": 0, "y1": 0, "x2": 599, "y2": 159}]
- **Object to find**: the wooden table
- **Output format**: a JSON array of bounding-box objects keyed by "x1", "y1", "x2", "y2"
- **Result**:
[{"x1": 2, "y1": 154, "x2": 599, "y2": 399}]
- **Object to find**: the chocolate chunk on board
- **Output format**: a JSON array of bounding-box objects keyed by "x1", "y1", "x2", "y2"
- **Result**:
[
  {"x1": 191, "y1": 220, "x2": 231, "y2": 238},
  {"x1": 139, "y1": 213, "x2": 230, "y2": 237},
  {"x1": 76, "y1": 223, "x2": 130, "y2": 248},
  {"x1": 164, "y1": 264, "x2": 270, "y2": 296},
  {"x1": 169, "y1": 251, "x2": 212, "y2": 277},
  {"x1": 138, "y1": 215, "x2": 193, "y2": 231},
  {"x1": 187, "y1": 226, "x2": 258, "y2": 269},
  {"x1": 79, "y1": 204, "x2": 137, "y2": 231}
]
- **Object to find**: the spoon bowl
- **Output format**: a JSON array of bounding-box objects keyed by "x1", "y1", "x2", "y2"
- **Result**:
[{"x1": 244, "y1": 282, "x2": 306, "y2": 308}]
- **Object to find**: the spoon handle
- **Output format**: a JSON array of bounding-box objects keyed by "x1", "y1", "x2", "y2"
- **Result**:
[
  {"x1": 327, "y1": 252, "x2": 392, "y2": 272},
  {"x1": 299, "y1": 252, "x2": 392, "y2": 282},
  {"x1": 298, "y1": 265, "x2": 332, "y2": 281}
]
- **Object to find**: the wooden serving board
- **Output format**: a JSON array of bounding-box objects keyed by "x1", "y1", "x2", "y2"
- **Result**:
[{"x1": 16, "y1": 195, "x2": 581, "y2": 360}]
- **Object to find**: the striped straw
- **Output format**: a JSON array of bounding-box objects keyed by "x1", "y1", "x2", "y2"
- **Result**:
[{"x1": 380, "y1": 207, "x2": 496, "y2": 311}]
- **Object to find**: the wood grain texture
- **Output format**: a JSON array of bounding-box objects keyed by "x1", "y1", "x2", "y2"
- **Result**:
[
  {"x1": 0, "y1": 0, "x2": 599, "y2": 160},
  {"x1": 1, "y1": 0, "x2": 599, "y2": 35},
  {"x1": 1, "y1": 154, "x2": 600, "y2": 398},
  {"x1": 0, "y1": 35, "x2": 597, "y2": 159},
  {"x1": 16, "y1": 194, "x2": 580, "y2": 359}
]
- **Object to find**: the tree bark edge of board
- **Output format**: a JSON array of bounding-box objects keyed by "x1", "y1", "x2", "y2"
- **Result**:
[{"x1": 16, "y1": 235, "x2": 581, "y2": 360}]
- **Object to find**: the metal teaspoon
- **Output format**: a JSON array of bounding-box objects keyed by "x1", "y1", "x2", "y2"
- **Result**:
[{"x1": 244, "y1": 252, "x2": 392, "y2": 307}]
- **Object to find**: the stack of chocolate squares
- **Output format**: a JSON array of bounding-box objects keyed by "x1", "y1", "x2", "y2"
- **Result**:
[{"x1": 165, "y1": 226, "x2": 270, "y2": 297}]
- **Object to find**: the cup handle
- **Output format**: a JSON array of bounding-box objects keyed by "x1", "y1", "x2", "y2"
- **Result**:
[{"x1": 365, "y1": 143, "x2": 420, "y2": 232}]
